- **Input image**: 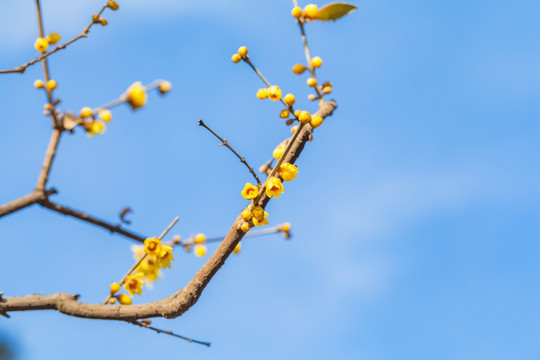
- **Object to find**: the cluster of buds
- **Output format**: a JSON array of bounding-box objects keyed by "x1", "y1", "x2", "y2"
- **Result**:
[
  {"x1": 33, "y1": 32, "x2": 61, "y2": 53},
  {"x1": 181, "y1": 233, "x2": 241, "y2": 256},
  {"x1": 291, "y1": 4, "x2": 320, "y2": 21},
  {"x1": 78, "y1": 106, "x2": 111, "y2": 137},
  {"x1": 107, "y1": 236, "x2": 175, "y2": 305}
]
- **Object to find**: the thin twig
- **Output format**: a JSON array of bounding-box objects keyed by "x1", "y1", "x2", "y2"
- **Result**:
[
  {"x1": 39, "y1": 199, "x2": 147, "y2": 243},
  {"x1": 297, "y1": 19, "x2": 322, "y2": 99},
  {"x1": 198, "y1": 119, "x2": 261, "y2": 184},
  {"x1": 130, "y1": 320, "x2": 211, "y2": 347},
  {"x1": 182, "y1": 224, "x2": 288, "y2": 245},
  {"x1": 0, "y1": 189, "x2": 56, "y2": 218},
  {"x1": 103, "y1": 217, "x2": 179, "y2": 304},
  {"x1": 35, "y1": 128, "x2": 62, "y2": 193},
  {"x1": 0, "y1": 2, "x2": 110, "y2": 75}
]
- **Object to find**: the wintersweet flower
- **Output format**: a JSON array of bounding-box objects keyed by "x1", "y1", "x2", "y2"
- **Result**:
[
  {"x1": 86, "y1": 121, "x2": 106, "y2": 137},
  {"x1": 273, "y1": 143, "x2": 286, "y2": 159},
  {"x1": 267, "y1": 85, "x2": 282, "y2": 101},
  {"x1": 265, "y1": 177, "x2": 284, "y2": 198},
  {"x1": 126, "y1": 81, "x2": 147, "y2": 110},
  {"x1": 117, "y1": 293, "x2": 132, "y2": 305},
  {"x1": 137, "y1": 257, "x2": 161, "y2": 281},
  {"x1": 279, "y1": 163, "x2": 298, "y2": 182},
  {"x1": 241, "y1": 183, "x2": 259, "y2": 200},
  {"x1": 144, "y1": 237, "x2": 162, "y2": 257},
  {"x1": 159, "y1": 245, "x2": 174, "y2": 269},
  {"x1": 124, "y1": 272, "x2": 144, "y2": 296},
  {"x1": 252, "y1": 211, "x2": 269, "y2": 227}
]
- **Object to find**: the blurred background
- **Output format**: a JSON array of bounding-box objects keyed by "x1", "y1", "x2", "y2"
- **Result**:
[{"x1": 0, "y1": 0, "x2": 538, "y2": 359}]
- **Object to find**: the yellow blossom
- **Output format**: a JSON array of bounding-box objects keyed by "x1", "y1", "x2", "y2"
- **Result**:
[
  {"x1": 124, "y1": 272, "x2": 144, "y2": 296},
  {"x1": 242, "y1": 210, "x2": 252, "y2": 221},
  {"x1": 110, "y1": 282, "x2": 120, "y2": 294},
  {"x1": 47, "y1": 80, "x2": 57, "y2": 90},
  {"x1": 240, "y1": 222, "x2": 250, "y2": 233},
  {"x1": 86, "y1": 121, "x2": 106, "y2": 137},
  {"x1": 99, "y1": 109, "x2": 112, "y2": 122},
  {"x1": 273, "y1": 143, "x2": 286, "y2": 159},
  {"x1": 34, "y1": 80, "x2": 44, "y2": 89},
  {"x1": 158, "y1": 245, "x2": 174, "y2": 269},
  {"x1": 283, "y1": 93, "x2": 296, "y2": 106},
  {"x1": 304, "y1": 4, "x2": 318, "y2": 19},
  {"x1": 194, "y1": 244, "x2": 207, "y2": 257},
  {"x1": 252, "y1": 206, "x2": 265, "y2": 222},
  {"x1": 231, "y1": 53, "x2": 241, "y2": 63},
  {"x1": 257, "y1": 88, "x2": 268, "y2": 100},
  {"x1": 310, "y1": 116, "x2": 323, "y2": 128},
  {"x1": 80, "y1": 107, "x2": 93, "y2": 118},
  {"x1": 291, "y1": 7, "x2": 303, "y2": 18},
  {"x1": 144, "y1": 237, "x2": 162, "y2": 257},
  {"x1": 252, "y1": 209, "x2": 269, "y2": 227},
  {"x1": 267, "y1": 85, "x2": 282, "y2": 101},
  {"x1": 299, "y1": 111, "x2": 311, "y2": 124},
  {"x1": 194, "y1": 233, "x2": 206, "y2": 244},
  {"x1": 279, "y1": 163, "x2": 298, "y2": 182},
  {"x1": 131, "y1": 244, "x2": 144, "y2": 260},
  {"x1": 46, "y1": 33, "x2": 61, "y2": 45},
  {"x1": 34, "y1": 37, "x2": 48, "y2": 53},
  {"x1": 307, "y1": 77, "x2": 317, "y2": 87},
  {"x1": 266, "y1": 177, "x2": 284, "y2": 198},
  {"x1": 117, "y1": 294, "x2": 132, "y2": 305},
  {"x1": 238, "y1": 46, "x2": 248, "y2": 57},
  {"x1": 311, "y1": 56, "x2": 322, "y2": 68},
  {"x1": 233, "y1": 242, "x2": 242, "y2": 254},
  {"x1": 126, "y1": 81, "x2": 147, "y2": 110},
  {"x1": 137, "y1": 257, "x2": 161, "y2": 281},
  {"x1": 241, "y1": 183, "x2": 259, "y2": 200}
]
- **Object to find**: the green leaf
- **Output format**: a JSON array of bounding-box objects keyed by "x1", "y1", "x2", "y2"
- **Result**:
[{"x1": 315, "y1": 3, "x2": 357, "y2": 21}]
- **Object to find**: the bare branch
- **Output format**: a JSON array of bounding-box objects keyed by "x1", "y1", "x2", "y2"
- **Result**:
[
  {"x1": 198, "y1": 119, "x2": 261, "y2": 185},
  {"x1": 39, "y1": 199, "x2": 147, "y2": 243},
  {"x1": 0, "y1": 100, "x2": 337, "y2": 321},
  {"x1": 131, "y1": 320, "x2": 211, "y2": 347},
  {"x1": 35, "y1": 128, "x2": 62, "y2": 193},
  {"x1": 0, "y1": 189, "x2": 57, "y2": 218}
]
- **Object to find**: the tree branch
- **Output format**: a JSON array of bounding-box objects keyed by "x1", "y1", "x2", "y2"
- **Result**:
[
  {"x1": 0, "y1": 189, "x2": 57, "y2": 218},
  {"x1": 0, "y1": 100, "x2": 337, "y2": 321}
]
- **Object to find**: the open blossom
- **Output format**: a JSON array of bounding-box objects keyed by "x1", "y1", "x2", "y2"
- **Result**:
[
  {"x1": 265, "y1": 177, "x2": 284, "y2": 198},
  {"x1": 124, "y1": 272, "x2": 144, "y2": 296},
  {"x1": 144, "y1": 237, "x2": 162, "y2": 257},
  {"x1": 241, "y1": 183, "x2": 259, "y2": 200},
  {"x1": 137, "y1": 257, "x2": 161, "y2": 281},
  {"x1": 279, "y1": 162, "x2": 298, "y2": 181},
  {"x1": 252, "y1": 211, "x2": 269, "y2": 227},
  {"x1": 158, "y1": 245, "x2": 174, "y2": 269}
]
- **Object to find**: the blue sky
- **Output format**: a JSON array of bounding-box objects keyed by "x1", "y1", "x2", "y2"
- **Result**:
[{"x1": 0, "y1": 0, "x2": 538, "y2": 359}]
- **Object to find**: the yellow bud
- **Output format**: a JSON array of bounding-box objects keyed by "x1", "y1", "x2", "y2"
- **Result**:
[
  {"x1": 194, "y1": 244, "x2": 207, "y2": 257},
  {"x1": 292, "y1": 64, "x2": 305, "y2": 75},
  {"x1": 304, "y1": 4, "x2": 318, "y2": 19},
  {"x1": 307, "y1": 77, "x2": 317, "y2": 87},
  {"x1": 280, "y1": 109, "x2": 290, "y2": 119},
  {"x1": 310, "y1": 116, "x2": 323, "y2": 128},
  {"x1": 283, "y1": 93, "x2": 296, "y2": 106},
  {"x1": 99, "y1": 18, "x2": 108, "y2": 26},
  {"x1": 80, "y1": 107, "x2": 93, "y2": 118},
  {"x1": 108, "y1": 298, "x2": 117, "y2": 304},
  {"x1": 311, "y1": 56, "x2": 322, "y2": 68},
  {"x1": 108, "y1": 1, "x2": 119, "y2": 10},
  {"x1": 92, "y1": 14, "x2": 100, "y2": 22},
  {"x1": 238, "y1": 46, "x2": 248, "y2": 57},
  {"x1": 291, "y1": 7, "x2": 303, "y2": 18},
  {"x1": 323, "y1": 86, "x2": 332, "y2": 94},
  {"x1": 158, "y1": 81, "x2": 172, "y2": 94},
  {"x1": 257, "y1": 88, "x2": 268, "y2": 100},
  {"x1": 34, "y1": 37, "x2": 48, "y2": 53},
  {"x1": 240, "y1": 222, "x2": 250, "y2": 233},
  {"x1": 44, "y1": 104, "x2": 53, "y2": 111},
  {"x1": 299, "y1": 111, "x2": 311, "y2": 124},
  {"x1": 233, "y1": 242, "x2": 242, "y2": 253},
  {"x1": 46, "y1": 80, "x2": 57, "y2": 90},
  {"x1": 308, "y1": 94, "x2": 317, "y2": 101},
  {"x1": 267, "y1": 85, "x2": 282, "y2": 101},
  {"x1": 46, "y1": 33, "x2": 61, "y2": 45},
  {"x1": 34, "y1": 80, "x2": 44, "y2": 89},
  {"x1": 294, "y1": 109, "x2": 301, "y2": 118},
  {"x1": 231, "y1": 53, "x2": 241, "y2": 63},
  {"x1": 282, "y1": 222, "x2": 291, "y2": 232},
  {"x1": 110, "y1": 282, "x2": 120, "y2": 294},
  {"x1": 99, "y1": 109, "x2": 112, "y2": 122},
  {"x1": 126, "y1": 82, "x2": 146, "y2": 110},
  {"x1": 194, "y1": 233, "x2": 206, "y2": 244},
  {"x1": 117, "y1": 294, "x2": 132, "y2": 305},
  {"x1": 242, "y1": 210, "x2": 252, "y2": 221}
]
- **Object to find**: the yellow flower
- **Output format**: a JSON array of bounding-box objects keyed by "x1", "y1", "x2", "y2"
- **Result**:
[
  {"x1": 307, "y1": 77, "x2": 317, "y2": 87},
  {"x1": 117, "y1": 293, "x2": 132, "y2": 305},
  {"x1": 240, "y1": 222, "x2": 250, "y2": 233},
  {"x1": 158, "y1": 245, "x2": 174, "y2": 269},
  {"x1": 34, "y1": 80, "x2": 43, "y2": 89},
  {"x1": 257, "y1": 88, "x2": 268, "y2": 100},
  {"x1": 110, "y1": 282, "x2": 120, "y2": 294},
  {"x1": 124, "y1": 272, "x2": 144, "y2": 296},
  {"x1": 310, "y1": 116, "x2": 323, "y2": 128},
  {"x1": 34, "y1": 37, "x2": 48, "y2": 53},
  {"x1": 99, "y1": 109, "x2": 112, "y2": 122},
  {"x1": 158, "y1": 81, "x2": 172, "y2": 94},
  {"x1": 291, "y1": 7, "x2": 303, "y2": 18},
  {"x1": 233, "y1": 242, "x2": 242, "y2": 254},
  {"x1": 80, "y1": 106, "x2": 93, "y2": 118},
  {"x1": 304, "y1": 4, "x2": 318, "y2": 19},
  {"x1": 280, "y1": 109, "x2": 290, "y2": 119},
  {"x1": 46, "y1": 33, "x2": 61, "y2": 45},
  {"x1": 242, "y1": 210, "x2": 252, "y2": 221},
  {"x1": 144, "y1": 237, "x2": 162, "y2": 257},
  {"x1": 251, "y1": 206, "x2": 265, "y2": 222},
  {"x1": 252, "y1": 210, "x2": 269, "y2": 227},
  {"x1": 265, "y1": 177, "x2": 284, "y2": 198},
  {"x1": 194, "y1": 233, "x2": 206, "y2": 244},
  {"x1": 86, "y1": 121, "x2": 106, "y2": 137},
  {"x1": 292, "y1": 64, "x2": 305, "y2": 75},
  {"x1": 241, "y1": 183, "x2": 259, "y2": 200},
  {"x1": 279, "y1": 163, "x2": 298, "y2": 182},
  {"x1": 311, "y1": 56, "x2": 322, "y2": 68},
  {"x1": 273, "y1": 142, "x2": 286, "y2": 159},
  {"x1": 267, "y1": 85, "x2": 282, "y2": 101},
  {"x1": 137, "y1": 257, "x2": 161, "y2": 281},
  {"x1": 126, "y1": 81, "x2": 147, "y2": 110},
  {"x1": 323, "y1": 86, "x2": 332, "y2": 94},
  {"x1": 283, "y1": 93, "x2": 296, "y2": 106},
  {"x1": 231, "y1": 53, "x2": 241, "y2": 63},
  {"x1": 194, "y1": 244, "x2": 207, "y2": 257},
  {"x1": 299, "y1": 111, "x2": 311, "y2": 124},
  {"x1": 238, "y1": 46, "x2": 248, "y2": 57}
]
